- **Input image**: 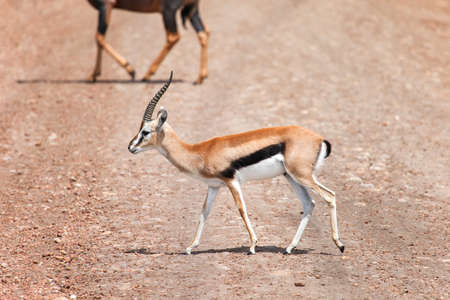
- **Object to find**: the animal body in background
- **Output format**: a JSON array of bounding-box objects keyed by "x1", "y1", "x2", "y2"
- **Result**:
[{"x1": 87, "y1": 0, "x2": 209, "y2": 84}]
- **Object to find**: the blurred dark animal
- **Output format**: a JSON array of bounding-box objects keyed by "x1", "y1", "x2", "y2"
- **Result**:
[{"x1": 87, "y1": 0, "x2": 209, "y2": 84}]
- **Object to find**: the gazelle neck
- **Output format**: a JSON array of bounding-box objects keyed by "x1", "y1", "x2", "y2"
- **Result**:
[{"x1": 157, "y1": 123, "x2": 200, "y2": 174}]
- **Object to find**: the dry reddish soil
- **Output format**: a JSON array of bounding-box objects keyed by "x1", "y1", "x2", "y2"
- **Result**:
[{"x1": 1, "y1": 0, "x2": 449, "y2": 299}]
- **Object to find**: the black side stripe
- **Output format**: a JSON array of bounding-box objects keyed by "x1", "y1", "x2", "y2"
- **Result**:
[{"x1": 220, "y1": 143, "x2": 286, "y2": 179}]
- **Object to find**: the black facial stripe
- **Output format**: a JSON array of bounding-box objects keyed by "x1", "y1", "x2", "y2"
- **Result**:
[{"x1": 220, "y1": 142, "x2": 286, "y2": 178}]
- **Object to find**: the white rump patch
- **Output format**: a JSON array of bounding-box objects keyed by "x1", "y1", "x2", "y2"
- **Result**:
[{"x1": 314, "y1": 142, "x2": 328, "y2": 172}]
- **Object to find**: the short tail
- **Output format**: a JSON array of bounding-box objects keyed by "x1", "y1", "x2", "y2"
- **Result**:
[
  {"x1": 314, "y1": 140, "x2": 331, "y2": 171},
  {"x1": 181, "y1": 3, "x2": 197, "y2": 29},
  {"x1": 323, "y1": 140, "x2": 332, "y2": 158}
]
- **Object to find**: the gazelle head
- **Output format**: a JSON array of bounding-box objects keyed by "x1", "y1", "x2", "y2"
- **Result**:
[{"x1": 128, "y1": 72, "x2": 173, "y2": 154}]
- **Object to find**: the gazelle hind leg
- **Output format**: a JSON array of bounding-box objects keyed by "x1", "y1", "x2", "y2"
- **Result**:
[
  {"x1": 309, "y1": 176, "x2": 344, "y2": 252},
  {"x1": 284, "y1": 173, "x2": 315, "y2": 254},
  {"x1": 227, "y1": 180, "x2": 258, "y2": 254},
  {"x1": 186, "y1": 186, "x2": 220, "y2": 254}
]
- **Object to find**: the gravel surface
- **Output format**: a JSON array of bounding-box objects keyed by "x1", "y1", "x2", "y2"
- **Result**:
[{"x1": 1, "y1": 0, "x2": 449, "y2": 299}]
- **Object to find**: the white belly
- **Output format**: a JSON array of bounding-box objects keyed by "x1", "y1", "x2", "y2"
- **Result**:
[{"x1": 236, "y1": 154, "x2": 286, "y2": 183}]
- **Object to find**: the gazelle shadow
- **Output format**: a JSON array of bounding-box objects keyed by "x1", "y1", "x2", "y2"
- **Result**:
[
  {"x1": 124, "y1": 246, "x2": 318, "y2": 256},
  {"x1": 16, "y1": 78, "x2": 185, "y2": 85}
]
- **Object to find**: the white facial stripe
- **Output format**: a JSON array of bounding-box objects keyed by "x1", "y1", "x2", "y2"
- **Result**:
[{"x1": 135, "y1": 134, "x2": 144, "y2": 146}]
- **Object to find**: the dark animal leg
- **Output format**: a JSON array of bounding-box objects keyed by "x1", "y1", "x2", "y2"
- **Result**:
[
  {"x1": 89, "y1": 0, "x2": 135, "y2": 81},
  {"x1": 142, "y1": 5, "x2": 180, "y2": 81},
  {"x1": 189, "y1": 9, "x2": 209, "y2": 84}
]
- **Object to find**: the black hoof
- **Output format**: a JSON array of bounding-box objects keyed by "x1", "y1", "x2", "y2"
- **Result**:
[
  {"x1": 193, "y1": 76, "x2": 207, "y2": 85},
  {"x1": 247, "y1": 251, "x2": 255, "y2": 255},
  {"x1": 88, "y1": 75, "x2": 98, "y2": 83},
  {"x1": 129, "y1": 70, "x2": 135, "y2": 80},
  {"x1": 339, "y1": 245, "x2": 345, "y2": 253},
  {"x1": 283, "y1": 250, "x2": 290, "y2": 255}
]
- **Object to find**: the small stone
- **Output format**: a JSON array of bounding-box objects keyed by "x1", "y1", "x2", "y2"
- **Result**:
[
  {"x1": 369, "y1": 164, "x2": 385, "y2": 171},
  {"x1": 294, "y1": 282, "x2": 305, "y2": 287},
  {"x1": 348, "y1": 175, "x2": 363, "y2": 183},
  {"x1": 54, "y1": 237, "x2": 62, "y2": 243},
  {"x1": 48, "y1": 133, "x2": 58, "y2": 145},
  {"x1": 360, "y1": 183, "x2": 375, "y2": 189},
  {"x1": 215, "y1": 263, "x2": 230, "y2": 271}
]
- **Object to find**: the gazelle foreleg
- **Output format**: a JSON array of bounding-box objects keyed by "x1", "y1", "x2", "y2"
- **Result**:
[
  {"x1": 142, "y1": 8, "x2": 180, "y2": 81},
  {"x1": 186, "y1": 186, "x2": 220, "y2": 255},
  {"x1": 284, "y1": 173, "x2": 315, "y2": 254},
  {"x1": 189, "y1": 9, "x2": 209, "y2": 84},
  {"x1": 89, "y1": 0, "x2": 135, "y2": 81},
  {"x1": 227, "y1": 180, "x2": 258, "y2": 254}
]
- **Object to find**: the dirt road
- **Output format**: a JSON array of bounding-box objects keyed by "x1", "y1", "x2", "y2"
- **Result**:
[{"x1": 1, "y1": 0, "x2": 449, "y2": 299}]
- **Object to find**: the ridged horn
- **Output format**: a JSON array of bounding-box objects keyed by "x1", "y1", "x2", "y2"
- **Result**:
[{"x1": 143, "y1": 71, "x2": 173, "y2": 121}]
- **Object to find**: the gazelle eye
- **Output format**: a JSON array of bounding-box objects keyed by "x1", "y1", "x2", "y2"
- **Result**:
[{"x1": 142, "y1": 130, "x2": 150, "y2": 136}]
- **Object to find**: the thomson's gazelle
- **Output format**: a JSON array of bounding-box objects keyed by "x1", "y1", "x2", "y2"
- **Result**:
[{"x1": 128, "y1": 72, "x2": 344, "y2": 254}]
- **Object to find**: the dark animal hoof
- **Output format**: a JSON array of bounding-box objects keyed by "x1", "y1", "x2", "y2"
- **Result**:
[
  {"x1": 339, "y1": 245, "x2": 345, "y2": 253},
  {"x1": 283, "y1": 250, "x2": 290, "y2": 255},
  {"x1": 129, "y1": 70, "x2": 135, "y2": 80}
]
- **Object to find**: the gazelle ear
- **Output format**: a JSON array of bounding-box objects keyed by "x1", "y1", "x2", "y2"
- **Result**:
[{"x1": 156, "y1": 108, "x2": 168, "y2": 133}]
